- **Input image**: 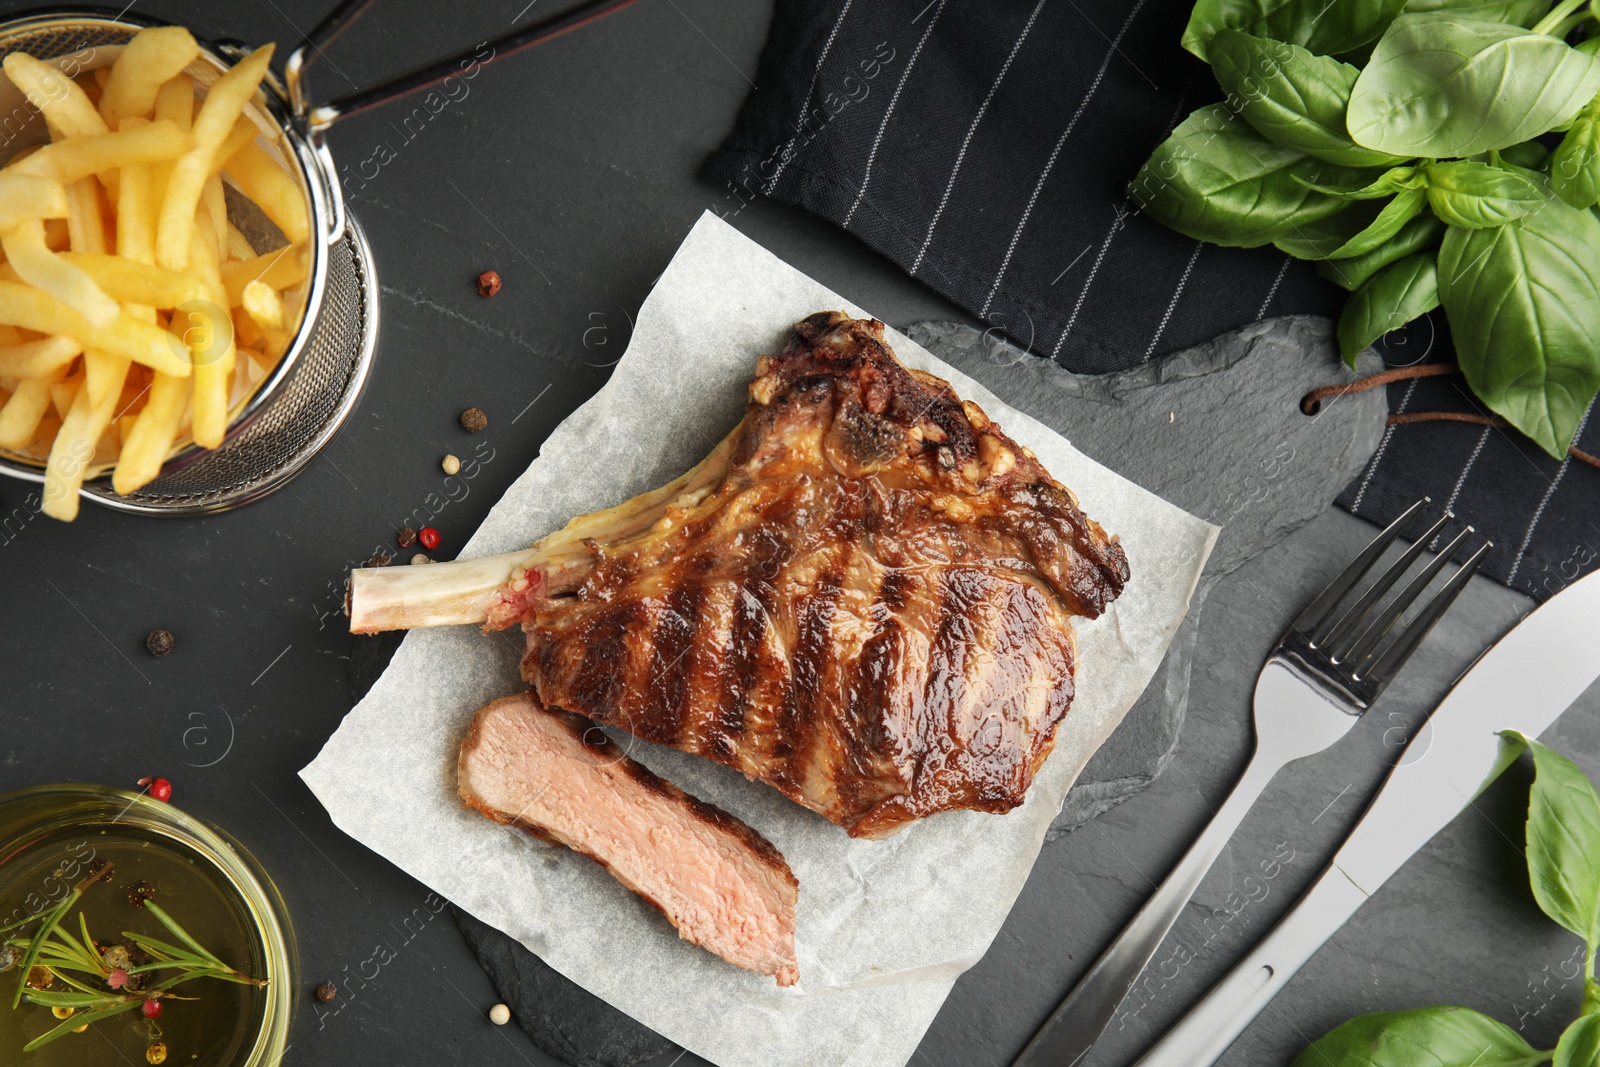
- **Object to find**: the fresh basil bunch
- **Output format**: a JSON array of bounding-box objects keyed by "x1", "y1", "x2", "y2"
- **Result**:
[
  {"x1": 1293, "y1": 733, "x2": 1600, "y2": 1067},
  {"x1": 1131, "y1": 0, "x2": 1600, "y2": 459}
]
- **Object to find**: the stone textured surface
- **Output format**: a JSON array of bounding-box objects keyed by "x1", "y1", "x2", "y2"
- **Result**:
[
  {"x1": 455, "y1": 908, "x2": 679, "y2": 1067},
  {"x1": 6, "y1": 4, "x2": 1586, "y2": 1067},
  {"x1": 906, "y1": 316, "x2": 1388, "y2": 835}
]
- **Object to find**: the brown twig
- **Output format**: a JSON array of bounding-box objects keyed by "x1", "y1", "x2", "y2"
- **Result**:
[
  {"x1": 1300, "y1": 363, "x2": 1460, "y2": 415},
  {"x1": 1301, "y1": 365, "x2": 1600, "y2": 470}
]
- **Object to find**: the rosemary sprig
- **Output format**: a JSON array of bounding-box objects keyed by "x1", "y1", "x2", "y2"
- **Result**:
[
  {"x1": 7, "y1": 860, "x2": 111, "y2": 1010},
  {"x1": 4, "y1": 860, "x2": 266, "y2": 1053}
]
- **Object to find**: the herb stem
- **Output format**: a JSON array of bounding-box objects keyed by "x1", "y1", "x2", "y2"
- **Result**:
[{"x1": 1534, "y1": 0, "x2": 1590, "y2": 36}]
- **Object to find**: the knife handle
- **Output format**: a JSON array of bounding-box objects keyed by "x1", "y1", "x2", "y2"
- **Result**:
[{"x1": 1129, "y1": 865, "x2": 1369, "y2": 1067}]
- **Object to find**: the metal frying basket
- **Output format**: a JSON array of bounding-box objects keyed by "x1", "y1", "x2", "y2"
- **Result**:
[{"x1": 0, "y1": 0, "x2": 641, "y2": 516}]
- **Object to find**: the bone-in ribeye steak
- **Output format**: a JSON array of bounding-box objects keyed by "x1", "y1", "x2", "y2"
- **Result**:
[{"x1": 485, "y1": 311, "x2": 1129, "y2": 837}]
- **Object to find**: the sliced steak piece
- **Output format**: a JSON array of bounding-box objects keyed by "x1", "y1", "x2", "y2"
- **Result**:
[{"x1": 457, "y1": 693, "x2": 800, "y2": 986}]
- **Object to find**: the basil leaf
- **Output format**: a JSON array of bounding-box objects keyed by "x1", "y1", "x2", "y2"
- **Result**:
[
  {"x1": 1291, "y1": 1006, "x2": 1548, "y2": 1067},
  {"x1": 1424, "y1": 160, "x2": 1543, "y2": 227},
  {"x1": 1439, "y1": 187, "x2": 1600, "y2": 457},
  {"x1": 1317, "y1": 212, "x2": 1445, "y2": 289},
  {"x1": 1502, "y1": 139, "x2": 1554, "y2": 169},
  {"x1": 1280, "y1": 186, "x2": 1427, "y2": 258},
  {"x1": 1555, "y1": 1013, "x2": 1600, "y2": 1067},
  {"x1": 1501, "y1": 732, "x2": 1600, "y2": 945},
  {"x1": 1349, "y1": 14, "x2": 1600, "y2": 158},
  {"x1": 1337, "y1": 252, "x2": 1439, "y2": 366},
  {"x1": 1210, "y1": 31, "x2": 1408, "y2": 167},
  {"x1": 1131, "y1": 104, "x2": 1374, "y2": 245},
  {"x1": 1298, "y1": 164, "x2": 1423, "y2": 199},
  {"x1": 1551, "y1": 91, "x2": 1600, "y2": 210},
  {"x1": 1403, "y1": 0, "x2": 1549, "y2": 27},
  {"x1": 1183, "y1": 0, "x2": 1410, "y2": 63}
]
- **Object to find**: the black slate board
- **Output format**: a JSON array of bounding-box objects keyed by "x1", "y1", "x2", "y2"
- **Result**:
[{"x1": 452, "y1": 314, "x2": 1386, "y2": 1064}]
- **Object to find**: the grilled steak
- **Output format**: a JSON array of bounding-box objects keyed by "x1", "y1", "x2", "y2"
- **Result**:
[
  {"x1": 457, "y1": 693, "x2": 800, "y2": 985},
  {"x1": 352, "y1": 312, "x2": 1128, "y2": 837},
  {"x1": 513, "y1": 312, "x2": 1127, "y2": 838}
]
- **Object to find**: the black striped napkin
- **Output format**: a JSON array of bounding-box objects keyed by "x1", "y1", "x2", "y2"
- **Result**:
[{"x1": 702, "y1": 0, "x2": 1600, "y2": 602}]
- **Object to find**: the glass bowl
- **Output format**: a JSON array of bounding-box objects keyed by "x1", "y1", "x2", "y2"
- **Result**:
[{"x1": 0, "y1": 784, "x2": 294, "y2": 1066}]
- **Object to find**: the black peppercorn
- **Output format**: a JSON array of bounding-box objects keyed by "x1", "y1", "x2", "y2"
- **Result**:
[
  {"x1": 315, "y1": 981, "x2": 338, "y2": 1003},
  {"x1": 397, "y1": 526, "x2": 418, "y2": 548},
  {"x1": 126, "y1": 881, "x2": 155, "y2": 908},
  {"x1": 460, "y1": 407, "x2": 488, "y2": 433},
  {"x1": 366, "y1": 552, "x2": 392, "y2": 568},
  {"x1": 145, "y1": 630, "x2": 174, "y2": 657}
]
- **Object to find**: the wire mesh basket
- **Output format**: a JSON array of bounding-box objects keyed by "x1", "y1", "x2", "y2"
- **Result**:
[{"x1": 0, "y1": 0, "x2": 639, "y2": 516}]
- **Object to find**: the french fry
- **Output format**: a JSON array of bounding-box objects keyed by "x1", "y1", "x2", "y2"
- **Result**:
[
  {"x1": 112, "y1": 369, "x2": 187, "y2": 494},
  {"x1": 153, "y1": 73, "x2": 193, "y2": 132},
  {"x1": 42, "y1": 350, "x2": 129, "y2": 520},
  {"x1": 225, "y1": 221, "x2": 254, "y2": 261},
  {"x1": 240, "y1": 279, "x2": 282, "y2": 330},
  {"x1": 0, "y1": 217, "x2": 120, "y2": 328},
  {"x1": 7, "y1": 120, "x2": 191, "y2": 184},
  {"x1": 63, "y1": 177, "x2": 108, "y2": 254},
  {"x1": 49, "y1": 374, "x2": 78, "y2": 419},
  {"x1": 2, "y1": 53, "x2": 108, "y2": 138},
  {"x1": 0, "y1": 335, "x2": 81, "y2": 378},
  {"x1": 82, "y1": 345, "x2": 127, "y2": 410},
  {"x1": 98, "y1": 26, "x2": 200, "y2": 129},
  {"x1": 183, "y1": 228, "x2": 234, "y2": 448},
  {"x1": 221, "y1": 139, "x2": 308, "y2": 243},
  {"x1": 0, "y1": 281, "x2": 192, "y2": 377},
  {"x1": 42, "y1": 218, "x2": 68, "y2": 249},
  {"x1": 212, "y1": 117, "x2": 259, "y2": 176},
  {"x1": 220, "y1": 241, "x2": 308, "y2": 304},
  {"x1": 204, "y1": 171, "x2": 227, "y2": 263},
  {"x1": 0, "y1": 374, "x2": 55, "y2": 448},
  {"x1": 232, "y1": 305, "x2": 263, "y2": 349},
  {"x1": 0, "y1": 173, "x2": 69, "y2": 230},
  {"x1": 156, "y1": 46, "x2": 273, "y2": 271},
  {"x1": 116, "y1": 151, "x2": 155, "y2": 265},
  {"x1": 57, "y1": 253, "x2": 205, "y2": 308}
]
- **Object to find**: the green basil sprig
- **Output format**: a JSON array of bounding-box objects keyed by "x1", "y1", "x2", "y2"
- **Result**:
[
  {"x1": 1348, "y1": 14, "x2": 1600, "y2": 158},
  {"x1": 1209, "y1": 31, "x2": 1407, "y2": 166},
  {"x1": 1439, "y1": 189, "x2": 1600, "y2": 458},
  {"x1": 1182, "y1": 0, "x2": 1410, "y2": 63},
  {"x1": 1133, "y1": 0, "x2": 1600, "y2": 457},
  {"x1": 1129, "y1": 105, "x2": 1380, "y2": 246},
  {"x1": 1293, "y1": 733, "x2": 1600, "y2": 1066},
  {"x1": 1551, "y1": 90, "x2": 1600, "y2": 208},
  {"x1": 1292, "y1": 1007, "x2": 1549, "y2": 1067},
  {"x1": 1337, "y1": 252, "x2": 1438, "y2": 365}
]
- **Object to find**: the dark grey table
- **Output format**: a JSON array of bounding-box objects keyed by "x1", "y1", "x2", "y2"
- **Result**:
[{"x1": 3, "y1": 3, "x2": 1597, "y2": 1066}]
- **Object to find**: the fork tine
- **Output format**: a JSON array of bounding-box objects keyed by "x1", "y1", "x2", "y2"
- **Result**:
[
  {"x1": 1318, "y1": 510, "x2": 1455, "y2": 651},
  {"x1": 1355, "y1": 539, "x2": 1492, "y2": 691},
  {"x1": 1339, "y1": 525, "x2": 1476, "y2": 667},
  {"x1": 1292, "y1": 498, "x2": 1429, "y2": 635}
]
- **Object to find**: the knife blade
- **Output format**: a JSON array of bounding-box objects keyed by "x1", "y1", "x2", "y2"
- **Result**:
[{"x1": 1129, "y1": 567, "x2": 1600, "y2": 1067}]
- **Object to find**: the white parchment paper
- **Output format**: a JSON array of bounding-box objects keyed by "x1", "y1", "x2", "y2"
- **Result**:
[{"x1": 301, "y1": 213, "x2": 1218, "y2": 1067}]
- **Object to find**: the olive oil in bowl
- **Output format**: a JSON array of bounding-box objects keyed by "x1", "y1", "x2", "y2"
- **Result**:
[{"x1": 0, "y1": 787, "x2": 293, "y2": 1067}]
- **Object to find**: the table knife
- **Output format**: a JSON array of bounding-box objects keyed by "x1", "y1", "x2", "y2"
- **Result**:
[{"x1": 1129, "y1": 567, "x2": 1600, "y2": 1067}]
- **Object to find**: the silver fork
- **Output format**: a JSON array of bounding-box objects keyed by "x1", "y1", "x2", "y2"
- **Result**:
[{"x1": 1011, "y1": 499, "x2": 1491, "y2": 1067}]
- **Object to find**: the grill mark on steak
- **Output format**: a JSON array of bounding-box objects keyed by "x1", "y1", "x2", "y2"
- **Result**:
[
  {"x1": 770, "y1": 567, "x2": 843, "y2": 793},
  {"x1": 640, "y1": 584, "x2": 703, "y2": 747},
  {"x1": 514, "y1": 312, "x2": 1128, "y2": 837}
]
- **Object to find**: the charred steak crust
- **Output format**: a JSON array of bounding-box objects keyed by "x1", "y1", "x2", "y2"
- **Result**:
[
  {"x1": 458, "y1": 694, "x2": 800, "y2": 985},
  {"x1": 515, "y1": 312, "x2": 1130, "y2": 838}
]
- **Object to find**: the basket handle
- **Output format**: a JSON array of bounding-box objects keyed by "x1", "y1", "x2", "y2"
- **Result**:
[{"x1": 284, "y1": 0, "x2": 645, "y2": 135}]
